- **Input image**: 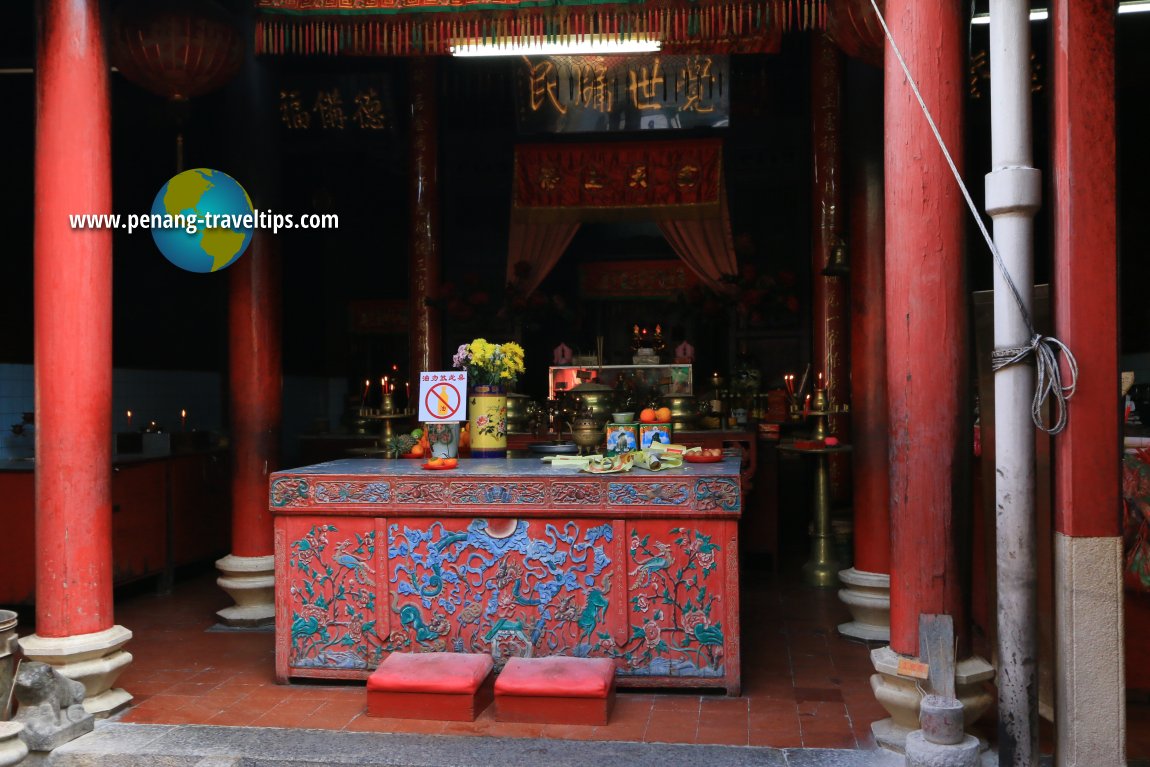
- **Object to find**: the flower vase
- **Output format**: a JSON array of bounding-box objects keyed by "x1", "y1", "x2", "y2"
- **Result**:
[
  {"x1": 468, "y1": 384, "x2": 507, "y2": 458},
  {"x1": 426, "y1": 422, "x2": 461, "y2": 459}
]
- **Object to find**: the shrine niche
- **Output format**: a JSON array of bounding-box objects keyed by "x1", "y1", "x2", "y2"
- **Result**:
[{"x1": 508, "y1": 138, "x2": 736, "y2": 298}]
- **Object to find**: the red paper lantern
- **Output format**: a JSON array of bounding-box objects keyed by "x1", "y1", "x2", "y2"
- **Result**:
[
  {"x1": 111, "y1": 0, "x2": 242, "y2": 103},
  {"x1": 827, "y1": 0, "x2": 885, "y2": 67}
]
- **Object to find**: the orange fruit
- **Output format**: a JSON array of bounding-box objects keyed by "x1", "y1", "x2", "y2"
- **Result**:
[
  {"x1": 427, "y1": 456, "x2": 444, "y2": 467},
  {"x1": 442, "y1": 458, "x2": 458, "y2": 469},
  {"x1": 410, "y1": 444, "x2": 425, "y2": 457},
  {"x1": 655, "y1": 407, "x2": 672, "y2": 423},
  {"x1": 640, "y1": 408, "x2": 657, "y2": 423}
]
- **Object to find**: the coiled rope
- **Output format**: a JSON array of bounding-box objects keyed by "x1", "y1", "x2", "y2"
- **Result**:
[{"x1": 867, "y1": 0, "x2": 1078, "y2": 434}]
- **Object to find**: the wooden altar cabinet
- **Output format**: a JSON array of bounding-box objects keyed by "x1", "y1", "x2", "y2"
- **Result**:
[{"x1": 270, "y1": 457, "x2": 743, "y2": 694}]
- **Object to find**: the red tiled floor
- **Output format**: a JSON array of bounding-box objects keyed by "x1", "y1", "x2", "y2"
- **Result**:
[{"x1": 7, "y1": 562, "x2": 1136, "y2": 757}]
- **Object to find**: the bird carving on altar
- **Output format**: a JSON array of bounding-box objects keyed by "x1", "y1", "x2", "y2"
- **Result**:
[
  {"x1": 628, "y1": 542, "x2": 673, "y2": 586},
  {"x1": 333, "y1": 541, "x2": 376, "y2": 586}
]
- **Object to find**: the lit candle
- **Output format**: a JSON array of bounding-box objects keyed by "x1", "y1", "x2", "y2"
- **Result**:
[
  {"x1": 817, "y1": 372, "x2": 824, "y2": 389},
  {"x1": 180, "y1": 409, "x2": 187, "y2": 431},
  {"x1": 361, "y1": 378, "x2": 370, "y2": 406},
  {"x1": 126, "y1": 410, "x2": 133, "y2": 429},
  {"x1": 803, "y1": 393, "x2": 811, "y2": 416},
  {"x1": 382, "y1": 376, "x2": 388, "y2": 396},
  {"x1": 405, "y1": 381, "x2": 410, "y2": 400}
]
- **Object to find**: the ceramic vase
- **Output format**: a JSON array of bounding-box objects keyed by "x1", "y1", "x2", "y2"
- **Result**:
[
  {"x1": 426, "y1": 422, "x2": 461, "y2": 458},
  {"x1": 469, "y1": 385, "x2": 507, "y2": 458}
]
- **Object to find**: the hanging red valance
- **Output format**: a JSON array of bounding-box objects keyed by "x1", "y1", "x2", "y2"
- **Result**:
[
  {"x1": 254, "y1": 0, "x2": 823, "y2": 56},
  {"x1": 512, "y1": 138, "x2": 723, "y2": 221}
]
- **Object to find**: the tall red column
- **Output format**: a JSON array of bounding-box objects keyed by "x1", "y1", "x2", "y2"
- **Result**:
[
  {"x1": 868, "y1": 0, "x2": 994, "y2": 751},
  {"x1": 883, "y1": 0, "x2": 966, "y2": 658},
  {"x1": 1050, "y1": 2, "x2": 1123, "y2": 764},
  {"x1": 847, "y1": 106, "x2": 887, "y2": 578},
  {"x1": 837, "y1": 59, "x2": 890, "y2": 641},
  {"x1": 19, "y1": 0, "x2": 133, "y2": 716},
  {"x1": 217, "y1": 232, "x2": 282, "y2": 626},
  {"x1": 811, "y1": 35, "x2": 849, "y2": 434},
  {"x1": 409, "y1": 60, "x2": 442, "y2": 375}
]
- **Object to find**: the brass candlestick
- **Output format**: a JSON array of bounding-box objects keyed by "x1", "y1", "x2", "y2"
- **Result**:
[
  {"x1": 803, "y1": 449, "x2": 839, "y2": 588},
  {"x1": 783, "y1": 386, "x2": 852, "y2": 588}
]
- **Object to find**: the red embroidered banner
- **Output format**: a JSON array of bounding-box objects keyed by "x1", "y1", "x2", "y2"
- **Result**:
[
  {"x1": 253, "y1": 0, "x2": 817, "y2": 56},
  {"x1": 513, "y1": 138, "x2": 722, "y2": 220}
]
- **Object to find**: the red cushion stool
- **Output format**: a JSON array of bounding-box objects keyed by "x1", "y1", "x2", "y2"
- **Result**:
[
  {"x1": 366, "y1": 652, "x2": 494, "y2": 721},
  {"x1": 494, "y1": 656, "x2": 616, "y2": 726}
]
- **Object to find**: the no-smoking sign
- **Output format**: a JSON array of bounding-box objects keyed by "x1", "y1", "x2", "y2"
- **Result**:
[{"x1": 417, "y1": 371, "x2": 468, "y2": 423}]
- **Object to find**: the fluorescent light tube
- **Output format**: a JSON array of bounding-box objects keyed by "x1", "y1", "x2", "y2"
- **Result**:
[{"x1": 451, "y1": 36, "x2": 661, "y2": 57}]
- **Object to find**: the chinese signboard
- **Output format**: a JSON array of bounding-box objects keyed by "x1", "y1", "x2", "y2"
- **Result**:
[
  {"x1": 516, "y1": 54, "x2": 730, "y2": 134},
  {"x1": 278, "y1": 75, "x2": 397, "y2": 141}
]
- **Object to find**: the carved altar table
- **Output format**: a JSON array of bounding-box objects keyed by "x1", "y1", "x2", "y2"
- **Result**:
[{"x1": 270, "y1": 458, "x2": 743, "y2": 694}]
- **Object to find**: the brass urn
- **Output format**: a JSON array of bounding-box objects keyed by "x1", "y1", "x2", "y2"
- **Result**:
[
  {"x1": 569, "y1": 407, "x2": 604, "y2": 455},
  {"x1": 566, "y1": 381, "x2": 615, "y2": 429},
  {"x1": 662, "y1": 394, "x2": 699, "y2": 432},
  {"x1": 506, "y1": 393, "x2": 533, "y2": 434}
]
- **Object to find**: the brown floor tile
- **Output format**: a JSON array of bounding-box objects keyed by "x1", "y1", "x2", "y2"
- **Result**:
[
  {"x1": 475, "y1": 722, "x2": 548, "y2": 739},
  {"x1": 696, "y1": 724, "x2": 750, "y2": 746},
  {"x1": 749, "y1": 730, "x2": 804, "y2": 748},
  {"x1": 345, "y1": 714, "x2": 447, "y2": 734},
  {"x1": 801, "y1": 730, "x2": 858, "y2": 749},
  {"x1": 650, "y1": 695, "x2": 702, "y2": 712},
  {"x1": 250, "y1": 700, "x2": 328, "y2": 728},
  {"x1": 643, "y1": 722, "x2": 698, "y2": 744},
  {"x1": 540, "y1": 724, "x2": 601, "y2": 740},
  {"x1": 699, "y1": 697, "x2": 749, "y2": 715},
  {"x1": 204, "y1": 707, "x2": 267, "y2": 727}
]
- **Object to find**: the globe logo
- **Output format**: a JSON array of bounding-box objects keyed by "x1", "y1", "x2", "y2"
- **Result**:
[{"x1": 150, "y1": 168, "x2": 254, "y2": 273}]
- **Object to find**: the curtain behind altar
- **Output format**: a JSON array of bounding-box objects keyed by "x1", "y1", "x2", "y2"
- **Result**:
[
  {"x1": 656, "y1": 191, "x2": 738, "y2": 294},
  {"x1": 506, "y1": 221, "x2": 581, "y2": 297}
]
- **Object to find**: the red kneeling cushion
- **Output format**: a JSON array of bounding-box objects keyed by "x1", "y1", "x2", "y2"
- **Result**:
[
  {"x1": 495, "y1": 656, "x2": 615, "y2": 698},
  {"x1": 367, "y1": 652, "x2": 493, "y2": 694}
]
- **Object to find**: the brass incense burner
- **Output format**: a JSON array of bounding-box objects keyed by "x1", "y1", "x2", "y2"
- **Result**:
[{"x1": 569, "y1": 406, "x2": 604, "y2": 456}]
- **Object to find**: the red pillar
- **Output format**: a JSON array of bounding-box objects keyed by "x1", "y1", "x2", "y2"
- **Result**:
[
  {"x1": 1051, "y1": 5, "x2": 1117, "y2": 541},
  {"x1": 409, "y1": 60, "x2": 441, "y2": 374},
  {"x1": 1050, "y1": 2, "x2": 1123, "y2": 763},
  {"x1": 228, "y1": 232, "x2": 282, "y2": 560},
  {"x1": 33, "y1": 0, "x2": 114, "y2": 639},
  {"x1": 848, "y1": 103, "x2": 888, "y2": 578},
  {"x1": 23, "y1": 0, "x2": 133, "y2": 716},
  {"x1": 811, "y1": 35, "x2": 849, "y2": 427},
  {"x1": 884, "y1": 0, "x2": 967, "y2": 656}
]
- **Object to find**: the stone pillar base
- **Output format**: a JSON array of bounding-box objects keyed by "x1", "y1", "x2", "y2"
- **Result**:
[
  {"x1": 869, "y1": 646, "x2": 995, "y2": 753},
  {"x1": 216, "y1": 554, "x2": 275, "y2": 627},
  {"x1": 0, "y1": 722, "x2": 28, "y2": 767},
  {"x1": 18, "y1": 625, "x2": 133, "y2": 717},
  {"x1": 837, "y1": 567, "x2": 890, "y2": 641},
  {"x1": 905, "y1": 730, "x2": 980, "y2": 767}
]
